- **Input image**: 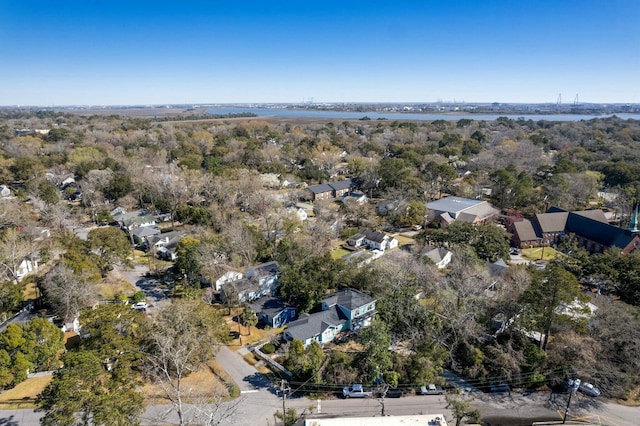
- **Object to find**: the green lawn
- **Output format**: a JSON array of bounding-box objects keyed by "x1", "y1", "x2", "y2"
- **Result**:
[
  {"x1": 521, "y1": 246, "x2": 559, "y2": 261},
  {"x1": 331, "y1": 248, "x2": 351, "y2": 260},
  {"x1": 394, "y1": 234, "x2": 415, "y2": 248}
]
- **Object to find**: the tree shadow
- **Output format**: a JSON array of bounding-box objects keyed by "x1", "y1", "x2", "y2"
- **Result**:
[
  {"x1": 0, "y1": 415, "x2": 19, "y2": 426},
  {"x1": 243, "y1": 372, "x2": 279, "y2": 395}
]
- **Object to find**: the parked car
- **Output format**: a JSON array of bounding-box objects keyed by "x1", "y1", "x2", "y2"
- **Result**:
[
  {"x1": 385, "y1": 388, "x2": 404, "y2": 398},
  {"x1": 578, "y1": 382, "x2": 601, "y2": 397},
  {"x1": 420, "y1": 384, "x2": 444, "y2": 395},
  {"x1": 489, "y1": 383, "x2": 510, "y2": 393},
  {"x1": 132, "y1": 301, "x2": 148, "y2": 311},
  {"x1": 343, "y1": 384, "x2": 372, "y2": 398}
]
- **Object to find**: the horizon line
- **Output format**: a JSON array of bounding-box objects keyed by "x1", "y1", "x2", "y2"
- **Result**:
[{"x1": 2, "y1": 101, "x2": 640, "y2": 108}]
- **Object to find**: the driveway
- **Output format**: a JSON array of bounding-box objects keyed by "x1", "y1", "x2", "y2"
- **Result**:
[
  {"x1": 215, "y1": 346, "x2": 275, "y2": 392},
  {"x1": 111, "y1": 264, "x2": 170, "y2": 313}
]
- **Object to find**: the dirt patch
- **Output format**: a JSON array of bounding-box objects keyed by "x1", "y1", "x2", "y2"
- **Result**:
[
  {"x1": 142, "y1": 361, "x2": 230, "y2": 404},
  {"x1": 95, "y1": 278, "x2": 135, "y2": 300},
  {"x1": 23, "y1": 282, "x2": 38, "y2": 300},
  {"x1": 0, "y1": 375, "x2": 52, "y2": 408}
]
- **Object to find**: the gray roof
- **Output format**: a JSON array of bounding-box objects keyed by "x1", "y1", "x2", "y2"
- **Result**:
[
  {"x1": 487, "y1": 258, "x2": 509, "y2": 276},
  {"x1": 422, "y1": 246, "x2": 450, "y2": 263},
  {"x1": 328, "y1": 179, "x2": 353, "y2": 191},
  {"x1": 285, "y1": 306, "x2": 346, "y2": 342},
  {"x1": 571, "y1": 209, "x2": 608, "y2": 223},
  {"x1": 248, "y1": 261, "x2": 279, "y2": 277},
  {"x1": 535, "y1": 212, "x2": 569, "y2": 233},
  {"x1": 427, "y1": 196, "x2": 499, "y2": 221},
  {"x1": 147, "y1": 230, "x2": 183, "y2": 246},
  {"x1": 251, "y1": 297, "x2": 293, "y2": 318},
  {"x1": 427, "y1": 196, "x2": 485, "y2": 214},
  {"x1": 123, "y1": 214, "x2": 156, "y2": 226},
  {"x1": 361, "y1": 229, "x2": 390, "y2": 244},
  {"x1": 308, "y1": 183, "x2": 333, "y2": 194},
  {"x1": 224, "y1": 278, "x2": 258, "y2": 295},
  {"x1": 132, "y1": 226, "x2": 161, "y2": 238},
  {"x1": 322, "y1": 288, "x2": 375, "y2": 311},
  {"x1": 513, "y1": 219, "x2": 539, "y2": 242}
]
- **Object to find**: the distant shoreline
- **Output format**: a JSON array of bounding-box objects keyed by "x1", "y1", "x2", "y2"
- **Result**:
[{"x1": 11, "y1": 106, "x2": 640, "y2": 122}]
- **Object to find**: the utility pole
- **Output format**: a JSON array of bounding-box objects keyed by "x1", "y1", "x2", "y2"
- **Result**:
[
  {"x1": 280, "y1": 379, "x2": 290, "y2": 423},
  {"x1": 563, "y1": 378, "x2": 580, "y2": 424},
  {"x1": 377, "y1": 383, "x2": 389, "y2": 417}
]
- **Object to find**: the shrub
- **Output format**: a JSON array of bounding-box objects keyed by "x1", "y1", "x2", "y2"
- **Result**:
[
  {"x1": 132, "y1": 291, "x2": 146, "y2": 302},
  {"x1": 262, "y1": 343, "x2": 276, "y2": 354}
]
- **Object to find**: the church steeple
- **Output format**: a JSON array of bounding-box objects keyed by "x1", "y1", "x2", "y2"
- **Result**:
[{"x1": 629, "y1": 202, "x2": 639, "y2": 233}]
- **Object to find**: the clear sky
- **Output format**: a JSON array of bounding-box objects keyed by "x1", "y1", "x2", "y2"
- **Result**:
[{"x1": 1, "y1": 0, "x2": 638, "y2": 105}]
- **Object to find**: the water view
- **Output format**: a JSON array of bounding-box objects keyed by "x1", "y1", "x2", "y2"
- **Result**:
[{"x1": 207, "y1": 107, "x2": 640, "y2": 122}]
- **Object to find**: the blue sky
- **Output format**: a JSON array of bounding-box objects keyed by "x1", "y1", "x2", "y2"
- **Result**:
[{"x1": 1, "y1": 1, "x2": 638, "y2": 105}]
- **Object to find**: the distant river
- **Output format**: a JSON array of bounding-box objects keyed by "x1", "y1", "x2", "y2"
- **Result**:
[{"x1": 206, "y1": 107, "x2": 640, "y2": 122}]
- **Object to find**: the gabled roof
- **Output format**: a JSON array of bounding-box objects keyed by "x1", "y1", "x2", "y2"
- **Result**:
[
  {"x1": 308, "y1": 183, "x2": 333, "y2": 194},
  {"x1": 512, "y1": 219, "x2": 539, "y2": 242},
  {"x1": 487, "y1": 258, "x2": 509, "y2": 276},
  {"x1": 248, "y1": 261, "x2": 279, "y2": 277},
  {"x1": 422, "y1": 246, "x2": 451, "y2": 263},
  {"x1": 565, "y1": 211, "x2": 637, "y2": 249},
  {"x1": 132, "y1": 226, "x2": 160, "y2": 238},
  {"x1": 535, "y1": 212, "x2": 569, "y2": 233},
  {"x1": 147, "y1": 230, "x2": 183, "y2": 246},
  {"x1": 427, "y1": 196, "x2": 484, "y2": 214},
  {"x1": 427, "y1": 196, "x2": 499, "y2": 221},
  {"x1": 322, "y1": 288, "x2": 375, "y2": 311},
  {"x1": 251, "y1": 297, "x2": 295, "y2": 318},
  {"x1": 285, "y1": 306, "x2": 346, "y2": 342},
  {"x1": 572, "y1": 209, "x2": 608, "y2": 223},
  {"x1": 328, "y1": 179, "x2": 353, "y2": 191},
  {"x1": 225, "y1": 278, "x2": 259, "y2": 295},
  {"x1": 123, "y1": 215, "x2": 156, "y2": 226},
  {"x1": 457, "y1": 212, "x2": 480, "y2": 223},
  {"x1": 361, "y1": 229, "x2": 391, "y2": 244}
]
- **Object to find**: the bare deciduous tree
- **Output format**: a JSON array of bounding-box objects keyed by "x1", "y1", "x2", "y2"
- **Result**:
[
  {"x1": 143, "y1": 300, "x2": 232, "y2": 426},
  {"x1": 41, "y1": 264, "x2": 96, "y2": 322}
]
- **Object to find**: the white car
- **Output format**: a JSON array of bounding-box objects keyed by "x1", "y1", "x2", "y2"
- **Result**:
[
  {"x1": 420, "y1": 384, "x2": 444, "y2": 395},
  {"x1": 132, "y1": 301, "x2": 148, "y2": 311}
]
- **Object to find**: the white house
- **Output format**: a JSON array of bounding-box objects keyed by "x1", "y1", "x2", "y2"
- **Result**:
[
  {"x1": 422, "y1": 246, "x2": 453, "y2": 269},
  {"x1": 347, "y1": 229, "x2": 398, "y2": 251},
  {"x1": 286, "y1": 207, "x2": 308, "y2": 222},
  {"x1": 0, "y1": 185, "x2": 11, "y2": 197},
  {"x1": 214, "y1": 270, "x2": 243, "y2": 292},
  {"x1": 16, "y1": 259, "x2": 38, "y2": 280},
  {"x1": 342, "y1": 191, "x2": 368, "y2": 205},
  {"x1": 246, "y1": 261, "x2": 280, "y2": 291}
]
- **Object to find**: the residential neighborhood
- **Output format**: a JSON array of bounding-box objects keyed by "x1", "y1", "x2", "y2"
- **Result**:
[{"x1": 0, "y1": 110, "x2": 639, "y2": 426}]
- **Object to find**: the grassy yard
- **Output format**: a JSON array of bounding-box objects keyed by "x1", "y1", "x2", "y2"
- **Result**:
[
  {"x1": 521, "y1": 246, "x2": 559, "y2": 261},
  {"x1": 393, "y1": 234, "x2": 416, "y2": 248},
  {"x1": 23, "y1": 282, "x2": 39, "y2": 301},
  {"x1": 0, "y1": 375, "x2": 52, "y2": 409},
  {"x1": 142, "y1": 361, "x2": 230, "y2": 404},
  {"x1": 331, "y1": 247, "x2": 351, "y2": 260},
  {"x1": 221, "y1": 307, "x2": 284, "y2": 349}
]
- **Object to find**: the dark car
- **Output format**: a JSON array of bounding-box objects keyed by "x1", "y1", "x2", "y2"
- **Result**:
[
  {"x1": 489, "y1": 383, "x2": 510, "y2": 393},
  {"x1": 385, "y1": 388, "x2": 404, "y2": 398}
]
